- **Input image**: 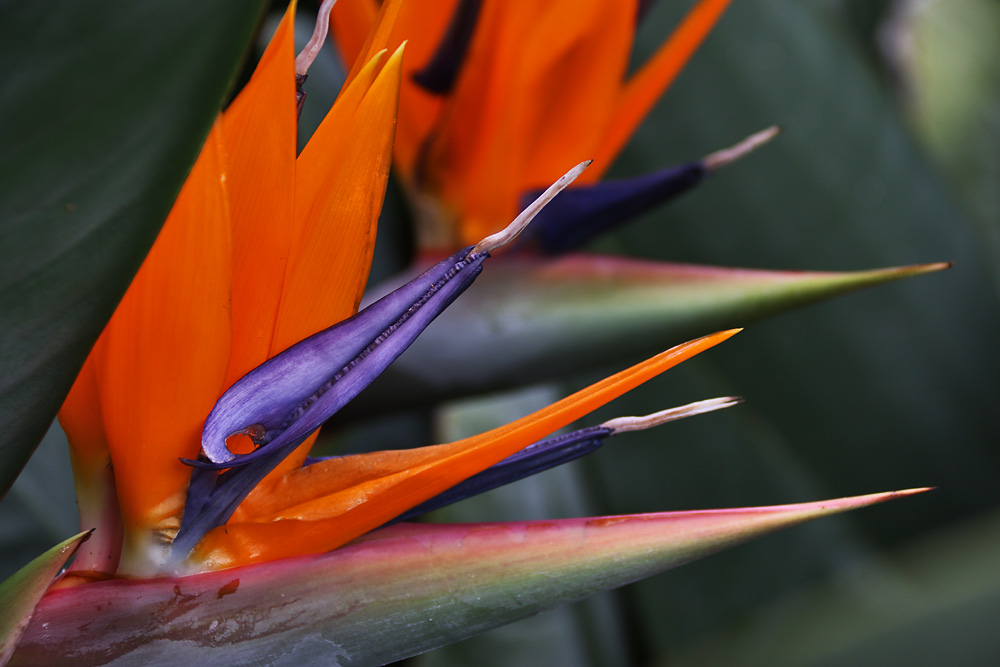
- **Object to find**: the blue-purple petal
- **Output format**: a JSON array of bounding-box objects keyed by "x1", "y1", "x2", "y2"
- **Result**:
[
  {"x1": 390, "y1": 425, "x2": 613, "y2": 523},
  {"x1": 198, "y1": 247, "x2": 484, "y2": 469},
  {"x1": 519, "y1": 161, "x2": 707, "y2": 254},
  {"x1": 411, "y1": 0, "x2": 483, "y2": 95},
  {"x1": 172, "y1": 436, "x2": 310, "y2": 560}
]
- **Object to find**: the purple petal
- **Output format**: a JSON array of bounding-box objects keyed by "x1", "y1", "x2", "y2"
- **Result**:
[
  {"x1": 390, "y1": 425, "x2": 612, "y2": 523},
  {"x1": 411, "y1": 0, "x2": 483, "y2": 95},
  {"x1": 173, "y1": 444, "x2": 310, "y2": 560},
  {"x1": 175, "y1": 163, "x2": 591, "y2": 561},
  {"x1": 387, "y1": 397, "x2": 739, "y2": 523},
  {"x1": 519, "y1": 162, "x2": 707, "y2": 254},
  {"x1": 198, "y1": 247, "x2": 484, "y2": 469}
]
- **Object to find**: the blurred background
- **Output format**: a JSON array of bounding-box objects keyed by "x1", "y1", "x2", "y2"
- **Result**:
[{"x1": 3, "y1": 0, "x2": 998, "y2": 665}]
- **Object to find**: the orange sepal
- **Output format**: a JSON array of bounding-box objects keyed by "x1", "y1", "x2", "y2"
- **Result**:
[
  {"x1": 271, "y1": 45, "x2": 403, "y2": 356},
  {"x1": 592, "y1": 0, "x2": 733, "y2": 177},
  {"x1": 418, "y1": 0, "x2": 531, "y2": 244},
  {"x1": 193, "y1": 330, "x2": 739, "y2": 569},
  {"x1": 420, "y1": 1, "x2": 636, "y2": 245},
  {"x1": 383, "y1": 0, "x2": 458, "y2": 178},
  {"x1": 260, "y1": 46, "x2": 403, "y2": 479},
  {"x1": 339, "y1": 0, "x2": 405, "y2": 90},
  {"x1": 59, "y1": 355, "x2": 109, "y2": 470},
  {"x1": 513, "y1": 0, "x2": 635, "y2": 189},
  {"x1": 94, "y1": 120, "x2": 233, "y2": 542},
  {"x1": 221, "y1": 2, "x2": 298, "y2": 389}
]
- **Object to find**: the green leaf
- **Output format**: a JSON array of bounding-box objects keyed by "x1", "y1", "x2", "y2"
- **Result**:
[
  {"x1": 345, "y1": 255, "x2": 945, "y2": 415},
  {"x1": 0, "y1": 531, "x2": 89, "y2": 666},
  {"x1": 0, "y1": 0, "x2": 267, "y2": 499},
  {"x1": 8, "y1": 492, "x2": 921, "y2": 666}
]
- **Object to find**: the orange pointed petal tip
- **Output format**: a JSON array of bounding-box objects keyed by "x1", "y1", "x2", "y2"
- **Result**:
[
  {"x1": 296, "y1": 0, "x2": 404, "y2": 80},
  {"x1": 594, "y1": 0, "x2": 734, "y2": 174},
  {"x1": 342, "y1": 0, "x2": 406, "y2": 88}
]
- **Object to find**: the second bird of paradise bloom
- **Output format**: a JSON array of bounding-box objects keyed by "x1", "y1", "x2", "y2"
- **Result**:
[
  {"x1": 331, "y1": 0, "x2": 746, "y2": 252},
  {"x1": 12, "y1": 1, "x2": 928, "y2": 663}
]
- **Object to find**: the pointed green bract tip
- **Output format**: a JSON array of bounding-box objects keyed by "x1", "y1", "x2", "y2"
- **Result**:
[
  {"x1": 9, "y1": 490, "x2": 929, "y2": 665},
  {"x1": 0, "y1": 531, "x2": 90, "y2": 665}
]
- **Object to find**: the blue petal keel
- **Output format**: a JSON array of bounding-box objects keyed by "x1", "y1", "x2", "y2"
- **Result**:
[
  {"x1": 411, "y1": 0, "x2": 483, "y2": 94},
  {"x1": 391, "y1": 396, "x2": 742, "y2": 521},
  {"x1": 391, "y1": 425, "x2": 613, "y2": 523},
  {"x1": 519, "y1": 161, "x2": 707, "y2": 254},
  {"x1": 198, "y1": 247, "x2": 485, "y2": 469}
]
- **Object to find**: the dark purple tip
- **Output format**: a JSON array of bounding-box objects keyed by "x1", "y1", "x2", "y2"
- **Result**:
[
  {"x1": 518, "y1": 161, "x2": 707, "y2": 254},
  {"x1": 388, "y1": 425, "x2": 613, "y2": 523},
  {"x1": 411, "y1": 0, "x2": 483, "y2": 94}
]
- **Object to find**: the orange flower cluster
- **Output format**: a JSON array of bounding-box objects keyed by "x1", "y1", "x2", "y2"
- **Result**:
[{"x1": 333, "y1": 0, "x2": 732, "y2": 248}]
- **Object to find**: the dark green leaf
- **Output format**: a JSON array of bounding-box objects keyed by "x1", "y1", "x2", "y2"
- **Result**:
[
  {"x1": 0, "y1": 0, "x2": 267, "y2": 498},
  {"x1": 614, "y1": 0, "x2": 1000, "y2": 546}
]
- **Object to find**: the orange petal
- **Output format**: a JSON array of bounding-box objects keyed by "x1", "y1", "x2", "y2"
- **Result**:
[
  {"x1": 419, "y1": 0, "x2": 533, "y2": 244},
  {"x1": 338, "y1": 0, "x2": 405, "y2": 90},
  {"x1": 193, "y1": 330, "x2": 739, "y2": 568},
  {"x1": 260, "y1": 46, "x2": 403, "y2": 479},
  {"x1": 421, "y1": 0, "x2": 636, "y2": 245},
  {"x1": 59, "y1": 354, "x2": 108, "y2": 470},
  {"x1": 384, "y1": 0, "x2": 458, "y2": 179},
  {"x1": 271, "y1": 45, "x2": 403, "y2": 356},
  {"x1": 232, "y1": 49, "x2": 384, "y2": 479},
  {"x1": 591, "y1": 0, "x2": 733, "y2": 177},
  {"x1": 513, "y1": 0, "x2": 635, "y2": 190},
  {"x1": 94, "y1": 120, "x2": 232, "y2": 556},
  {"x1": 221, "y1": 2, "x2": 298, "y2": 389}
]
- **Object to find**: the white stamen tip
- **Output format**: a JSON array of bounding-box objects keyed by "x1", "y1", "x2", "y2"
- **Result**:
[
  {"x1": 469, "y1": 159, "x2": 592, "y2": 256},
  {"x1": 703, "y1": 126, "x2": 781, "y2": 171},
  {"x1": 601, "y1": 396, "x2": 743, "y2": 433},
  {"x1": 295, "y1": 0, "x2": 340, "y2": 77}
]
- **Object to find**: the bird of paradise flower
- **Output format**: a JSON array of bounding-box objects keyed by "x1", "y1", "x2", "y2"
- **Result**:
[
  {"x1": 332, "y1": 0, "x2": 743, "y2": 249},
  {"x1": 5, "y1": 2, "x2": 927, "y2": 665}
]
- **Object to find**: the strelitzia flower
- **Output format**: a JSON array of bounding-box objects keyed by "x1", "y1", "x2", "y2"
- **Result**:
[
  {"x1": 56, "y1": 2, "x2": 408, "y2": 578},
  {"x1": 3, "y1": 3, "x2": 929, "y2": 665},
  {"x1": 332, "y1": 0, "x2": 742, "y2": 250}
]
